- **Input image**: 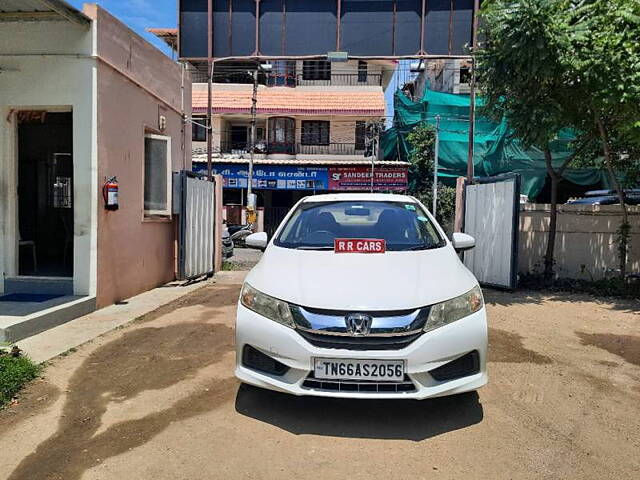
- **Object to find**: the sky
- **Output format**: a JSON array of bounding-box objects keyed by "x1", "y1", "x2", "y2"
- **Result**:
[
  {"x1": 68, "y1": 0, "x2": 175, "y2": 57},
  {"x1": 66, "y1": 0, "x2": 404, "y2": 120}
]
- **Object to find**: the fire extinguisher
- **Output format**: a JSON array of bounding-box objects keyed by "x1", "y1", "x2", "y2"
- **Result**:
[{"x1": 102, "y1": 176, "x2": 119, "y2": 211}]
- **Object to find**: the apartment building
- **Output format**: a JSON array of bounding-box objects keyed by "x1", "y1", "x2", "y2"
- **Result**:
[{"x1": 150, "y1": 28, "x2": 408, "y2": 234}]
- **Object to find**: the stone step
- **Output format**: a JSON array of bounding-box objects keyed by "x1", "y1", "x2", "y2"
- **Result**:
[
  {"x1": 4, "y1": 277, "x2": 74, "y2": 296},
  {"x1": 0, "y1": 296, "x2": 96, "y2": 343}
]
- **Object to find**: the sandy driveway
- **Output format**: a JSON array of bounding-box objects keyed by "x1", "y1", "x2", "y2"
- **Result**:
[{"x1": 1, "y1": 270, "x2": 639, "y2": 480}]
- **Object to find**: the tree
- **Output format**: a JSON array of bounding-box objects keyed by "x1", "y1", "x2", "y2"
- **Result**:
[
  {"x1": 563, "y1": 0, "x2": 640, "y2": 279},
  {"x1": 406, "y1": 124, "x2": 457, "y2": 231},
  {"x1": 476, "y1": 0, "x2": 585, "y2": 282},
  {"x1": 477, "y1": 0, "x2": 640, "y2": 282}
]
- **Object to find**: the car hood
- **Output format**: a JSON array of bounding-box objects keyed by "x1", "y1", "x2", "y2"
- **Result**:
[{"x1": 245, "y1": 244, "x2": 479, "y2": 310}]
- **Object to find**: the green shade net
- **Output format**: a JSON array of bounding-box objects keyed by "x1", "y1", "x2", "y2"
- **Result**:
[{"x1": 381, "y1": 87, "x2": 610, "y2": 199}]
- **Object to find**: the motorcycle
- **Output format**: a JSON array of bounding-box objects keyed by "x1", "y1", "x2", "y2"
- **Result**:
[{"x1": 228, "y1": 223, "x2": 254, "y2": 248}]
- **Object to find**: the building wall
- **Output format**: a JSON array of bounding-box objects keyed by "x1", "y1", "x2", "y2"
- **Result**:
[
  {"x1": 294, "y1": 60, "x2": 386, "y2": 87},
  {"x1": 0, "y1": 19, "x2": 97, "y2": 295},
  {"x1": 86, "y1": 5, "x2": 191, "y2": 307},
  {"x1": 518, "y1": 204, "x2": 640, "y2": 280}
]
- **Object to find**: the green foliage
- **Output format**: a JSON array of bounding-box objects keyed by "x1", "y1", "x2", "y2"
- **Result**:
[
  {"x1": 477, "y1": 0, "x2": 573, "y2": 149},
  {"x1": 413, "y1": 184, "x2": 457, "y2": 234},
  {"x1": 477, "y1": 0, "x2": 640, "y2": 160},
  {"x1": 406, "y1": 124, "x2": 456, "y2": 230},
  {"x1": 0, "y1": 352, "x2": 41, "y2": 407},
  {"x1": 565, "y1": 0, "x2": 640, "y2": 145},
  {"x1": 406, "y1": 123, "x2": 436, "y2": 194}
]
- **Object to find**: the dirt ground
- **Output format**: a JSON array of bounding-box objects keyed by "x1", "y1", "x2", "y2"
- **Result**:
[{"x1": 1, "y1": 270, "x2": 639, "y2": 480}]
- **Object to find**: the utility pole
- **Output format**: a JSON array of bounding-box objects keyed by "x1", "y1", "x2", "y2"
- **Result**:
[
  {"x1": 207, "y1": 62, "x2": 213, "y2": 180},
  {"x1": 246, "y1": 67, "x2": 259, "y2": 224},
  {"x1": 206, "y1": 0, "x2": 213, "y2": 181},
  {"x1": 433, "y1": 115, "x2": 440, "y2": 216},
  {"x1": 367, "y1": 121, "x2": 381, "y2": 193},
  {"x1": 466, "y1": 0, "x2": 480, "y2": 182}
]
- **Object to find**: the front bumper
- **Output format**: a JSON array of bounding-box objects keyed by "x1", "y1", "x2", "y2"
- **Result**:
[{"x1": 235, "y1": 303, "x2": 488, "y2": 400}]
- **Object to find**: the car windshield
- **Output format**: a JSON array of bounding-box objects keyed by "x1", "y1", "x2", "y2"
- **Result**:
[{"x1": 274, "y1": 200, "x2": 445, "y2": 251}]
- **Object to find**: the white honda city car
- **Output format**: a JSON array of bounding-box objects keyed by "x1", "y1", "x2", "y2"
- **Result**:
[{"x1": 235, "y1": 193, "x2": 487, "y2": 399}]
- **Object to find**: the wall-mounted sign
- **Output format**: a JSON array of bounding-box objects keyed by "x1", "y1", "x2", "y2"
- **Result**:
[
  {"x1": 193, "y1": 163, "x2": 408, "y2": 192},
  {"x1": 328, "y1": 167, "x2": 408, "y2": 191},
  {"x1": 192, "y1": 163, "x2": 329, "y2": 190}
]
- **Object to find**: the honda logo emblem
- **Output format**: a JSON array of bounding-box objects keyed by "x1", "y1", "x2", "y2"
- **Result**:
[{"x1": 345, "y1": 313, "x2": 373, "y2": 336}]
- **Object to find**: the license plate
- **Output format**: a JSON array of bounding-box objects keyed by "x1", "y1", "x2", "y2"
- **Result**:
[{"x1": 314, "y1": 358, "x2": 404, "y2": 382}]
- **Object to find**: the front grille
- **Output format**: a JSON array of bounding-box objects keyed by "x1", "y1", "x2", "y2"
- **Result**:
[
  {"x1": 296, "y1": 329, "x2": 423, "y2": 350},
  {"x1": 302, "y1": 373, "x2": 416, "y2": 393}
]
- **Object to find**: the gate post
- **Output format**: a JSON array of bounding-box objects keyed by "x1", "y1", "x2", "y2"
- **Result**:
[{"x1": 454, "y1": 176, "x2": 467, "y2": 233}]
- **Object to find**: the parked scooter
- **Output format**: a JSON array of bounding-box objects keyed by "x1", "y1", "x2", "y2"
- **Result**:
[{"x1": 228, "y1": 223, "x2": 254, "y2": 248}]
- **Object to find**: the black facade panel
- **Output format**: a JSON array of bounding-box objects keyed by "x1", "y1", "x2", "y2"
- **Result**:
[
  {"x1": 230, "y1": 0, "x2": 256, "y2": 56},
  {"x1": 178, "y1": 0, "x2": 474, "y2": 58},
  {"x1": 284, "y1": 0, "x2": 336, "y2": 56},
  {"x1": 341, "y1": 0, "x2": 393, "y2": 56},
  {"x1": 451, "y1": 0, "x2": 474, "y2": 55},
  {"x1": 259, "y1": 0, "x2": 284, "y2": 56},
  {"x1": 424, "y1": 0, "x2": 451, "y2": 55},
  {"x1": 395, "y1": 0, "x2": 422, "y2": 55},
  {"x1": 212, "y1": 0, "x2": 230, "y2": 57},
  {"x1": 179, "y1": 0, "x2": 208, "y2": 58}
]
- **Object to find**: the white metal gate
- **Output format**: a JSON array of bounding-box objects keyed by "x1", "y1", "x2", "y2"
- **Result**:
[
  {"x1": 463, "y1": 174, "x2": 520, "y2": 289},
  {"x1": 177, "y1": 171, "x2": 216, "y2": 280}
]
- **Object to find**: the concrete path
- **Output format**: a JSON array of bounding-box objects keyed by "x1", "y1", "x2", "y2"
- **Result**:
[
  {"x1": 1, "y1": 277, "x2": 639, "y2": 480},
  {"x1": 15, "y1": 273, "x2": 239, "y2": 364}
]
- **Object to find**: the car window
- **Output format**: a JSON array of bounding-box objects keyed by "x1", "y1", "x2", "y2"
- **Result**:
[{"x1": 275, "y1": 201, "x2": 445, "y2": 251}]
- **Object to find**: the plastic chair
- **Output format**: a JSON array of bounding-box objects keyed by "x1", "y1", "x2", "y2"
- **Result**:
[{"x1": 19, "y1": 233, "x2": 37, "y2": 272}]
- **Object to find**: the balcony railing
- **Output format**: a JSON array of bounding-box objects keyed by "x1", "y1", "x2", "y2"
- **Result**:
[
  {"x1": 215, "y1": 141, "x2": 367, "y2": 156},
  {"x1": 267, "y1": 73, "x2": 383, "y2": 87},
  {"x1": 188, "y1": 69, "x2": 382, "y2": 87}
]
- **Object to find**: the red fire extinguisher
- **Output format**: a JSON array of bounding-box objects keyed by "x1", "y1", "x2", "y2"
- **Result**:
[{"x1": 102, "y1": 176, "x2": 119, "y2": 211}]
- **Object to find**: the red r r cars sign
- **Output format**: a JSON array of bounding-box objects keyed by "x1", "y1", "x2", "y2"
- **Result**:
[{"x1": 334, "y1": 238, "x2": 386, "y2": 254}]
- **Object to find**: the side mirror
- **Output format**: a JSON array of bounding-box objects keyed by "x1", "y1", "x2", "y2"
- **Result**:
[
  {"x1": 452, "y1": 232, "x2": 475, "y2": 252},
  {"x1": 245, "y1": 231, "x2": 268, "y2": 251}
]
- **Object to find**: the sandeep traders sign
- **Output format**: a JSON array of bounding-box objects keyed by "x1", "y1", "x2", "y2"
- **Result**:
[{"x1": 328, "y1": 167, "x2": 408, "y2": 191}]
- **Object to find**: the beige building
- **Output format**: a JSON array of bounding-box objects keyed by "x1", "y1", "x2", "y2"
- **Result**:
[
  {"x1": 0, "y1": 3, "x2": 192, "y2": 341},
  {"x1": 190, "y1": 59, "x2": 405, "y2": 233}
]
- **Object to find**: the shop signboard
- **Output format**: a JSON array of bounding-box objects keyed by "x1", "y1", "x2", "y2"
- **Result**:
[
  {"x1": 328, "y1": 167, "x2": 408, "y2": 191},
  {"x1": 193, "y1": 163, "x2": 328, "y2": 190}
]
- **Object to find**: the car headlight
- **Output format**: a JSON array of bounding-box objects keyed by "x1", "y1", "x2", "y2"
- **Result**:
[
  {"x1": 240, "y1": 283, "x2": 295, "y2": 328},
  {"x1": 425, "y1": 285, "x2": 484, "y2": 332}
]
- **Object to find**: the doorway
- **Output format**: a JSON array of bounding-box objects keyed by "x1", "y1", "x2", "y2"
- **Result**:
[
  {"x1": 17, "y1": 111, "x2": 73, "y2": 277},
  {"x1": 230, "y1": 126, "x2": 248, "y2": 151}
]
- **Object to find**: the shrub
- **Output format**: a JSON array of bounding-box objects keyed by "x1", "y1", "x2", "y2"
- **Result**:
[{"x1": 0, "y1": 350, "x2": 41, "y2": 407}]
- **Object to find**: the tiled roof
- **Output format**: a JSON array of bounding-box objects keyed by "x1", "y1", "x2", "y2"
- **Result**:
[
  {"x1": 192, "y1": 88, "x2": 385, "y2": 116},
  {"x1": 146, "y1": 27, "x2": 177, "y2": 49}
]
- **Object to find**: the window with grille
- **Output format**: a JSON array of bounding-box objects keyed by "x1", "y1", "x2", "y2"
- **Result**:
[
  {"x1": 355, "y1": 121, "x2": 366, "y2": 150},
  {"x1": 301, "y1": 121, "x2": 330, "y2": 145},
  {"x1": 302, "y1": 60, "x2": 331, "y2": 81},
  {"x1": 192, "y1": 117, "x2": 207, "y2": 142},
  {"x1": 144, "y1": 134, "x2": 172, "y2": 217},
  {"x1": 358, "y1": 61, "x2": 368, "y2": 83}
]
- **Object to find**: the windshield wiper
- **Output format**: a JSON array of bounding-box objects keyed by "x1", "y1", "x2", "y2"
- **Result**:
[
  {"x1": 398, "y1": 244, "x2": 441, "y2": 251},
  {"x1": 295, "y1": 245, "x2": 334, "y2": 250}
]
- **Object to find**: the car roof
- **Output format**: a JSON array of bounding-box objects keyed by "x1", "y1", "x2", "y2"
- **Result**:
[{"x1": 300, "y1": 193, "x2": 416, "y2": 203}]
